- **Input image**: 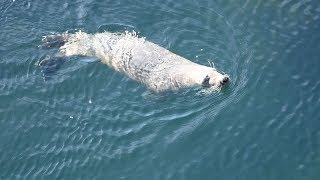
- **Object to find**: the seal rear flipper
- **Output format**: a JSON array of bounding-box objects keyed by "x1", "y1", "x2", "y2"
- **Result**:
[
  {"x1": 38, "y1": 55, "x2": 67, "y2": 76},
  {"x1": 40, "y1": 34, "x2": 70, "y2": 49}
]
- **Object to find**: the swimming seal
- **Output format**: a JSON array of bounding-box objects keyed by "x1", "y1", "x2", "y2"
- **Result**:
[{"x1": 41, "y1": 31, "x2": 230, "y2": 92}]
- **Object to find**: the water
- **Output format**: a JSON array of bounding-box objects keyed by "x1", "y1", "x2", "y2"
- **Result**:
[{"x1": 1, "y1": 0, "x2": 320, "y2": 179}]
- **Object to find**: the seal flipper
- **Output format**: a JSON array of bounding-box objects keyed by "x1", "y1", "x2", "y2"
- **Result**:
[
  {"x1": 38, "y1": 55, "x2": 67, "y2": 76},
  {"x1": 40, "y1": 34, "x2": 69, "y2": 49}
]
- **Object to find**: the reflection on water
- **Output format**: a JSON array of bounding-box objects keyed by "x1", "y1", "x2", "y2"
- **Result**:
[{"x1": 0, "y1": 0, "x2": 319, "y2": 179}]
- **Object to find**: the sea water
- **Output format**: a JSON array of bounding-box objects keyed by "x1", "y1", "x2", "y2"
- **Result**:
[{"x1": 0, "y1": 0, "x2": 320, "y2": 179}]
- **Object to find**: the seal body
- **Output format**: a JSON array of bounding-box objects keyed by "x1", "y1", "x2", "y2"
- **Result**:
[{"x1": 43, "y1": 31, "x2": 229, "y2": 92}]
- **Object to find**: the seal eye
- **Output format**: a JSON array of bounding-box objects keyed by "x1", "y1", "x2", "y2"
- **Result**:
[{"x1": 202, "y1": 75, "x2": 210, "y2": 87}]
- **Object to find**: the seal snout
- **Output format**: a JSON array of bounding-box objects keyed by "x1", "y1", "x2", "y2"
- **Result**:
[{"x1": 221, "y1": 76, "x2": 230, "y2": 85}]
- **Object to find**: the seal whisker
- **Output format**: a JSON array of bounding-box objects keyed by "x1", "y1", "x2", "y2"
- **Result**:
[{"x1": 207, "y1": 60, "x2": 212, "y2": 68}]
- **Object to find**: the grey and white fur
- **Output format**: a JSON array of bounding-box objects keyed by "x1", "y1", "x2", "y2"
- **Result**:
[{"x1": 41, "y1": 31, "x2": 230, "y2": 92}]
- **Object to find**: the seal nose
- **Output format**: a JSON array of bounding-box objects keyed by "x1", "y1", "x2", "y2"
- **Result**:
[{"x1": 222, "y1": 76, "x2": 229, "y2": 84}]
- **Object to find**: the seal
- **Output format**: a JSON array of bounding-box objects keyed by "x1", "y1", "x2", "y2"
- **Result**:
[{"x1": 41, "y1": 31, "x2": 230, "y2": 92}]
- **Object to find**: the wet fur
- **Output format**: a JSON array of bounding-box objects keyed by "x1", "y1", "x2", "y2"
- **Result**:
[{"x1": 41, "y1": 31, "x2": 229, "y2": 92}]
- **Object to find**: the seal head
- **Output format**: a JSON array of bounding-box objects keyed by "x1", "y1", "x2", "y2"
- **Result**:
[{"x1": 201, "y1": 68, "x2": 230, "y2": 90}]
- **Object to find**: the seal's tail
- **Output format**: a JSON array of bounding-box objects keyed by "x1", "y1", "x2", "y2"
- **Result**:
[
  {"x1": 38, "y1": 33, "x2": 71, "y2": 77},
  {"x1": 40, "y1": 33, "x2": 70, "y2": 49},
  {"x1": 38, "y1": 56, "x2": 67, "y2": 76}
]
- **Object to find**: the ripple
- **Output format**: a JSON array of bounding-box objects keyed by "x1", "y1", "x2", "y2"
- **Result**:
[{"x1": 1, "y1": 0, "x2": 320, "y2": 179}]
